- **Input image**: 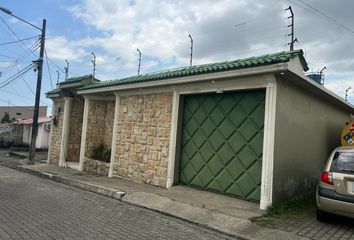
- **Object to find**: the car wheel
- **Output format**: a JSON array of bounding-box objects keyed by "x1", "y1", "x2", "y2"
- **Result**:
[{"x1": 316, "y1": 207, "x2": 331, "y2": 222}]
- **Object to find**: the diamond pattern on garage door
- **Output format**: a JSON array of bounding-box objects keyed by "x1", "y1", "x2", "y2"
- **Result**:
[{"x1": 179, "y1": 90, "x2": 265, "y2": 202}]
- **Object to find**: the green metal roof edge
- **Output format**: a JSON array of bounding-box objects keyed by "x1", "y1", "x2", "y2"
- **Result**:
[
  {"x1": 78, "y1": 50, "x2": 308, "y2": 91},
  {"x1": 58, "y1": 74, "x2": 94, "y2": 85},
  {"x1": 46, "y1": 88, "x2": 61, "y2": 95}
]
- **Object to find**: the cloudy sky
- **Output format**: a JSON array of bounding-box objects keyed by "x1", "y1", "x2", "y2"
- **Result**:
[{"x1": 0, "y1": 0, "x2": 353, "y2": 115}]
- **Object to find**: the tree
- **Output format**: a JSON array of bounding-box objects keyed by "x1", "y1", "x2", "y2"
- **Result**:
[{"x1": 1, "y1": 112, "x2": 11, "y2": 123}]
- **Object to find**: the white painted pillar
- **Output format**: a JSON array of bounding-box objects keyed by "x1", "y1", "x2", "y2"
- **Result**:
[
  {"x1": 166, "y1": 90, "x2": 180, "y2": 188},
  {"x1": 59, "y1": 97, "x2": 73, "y2": 167},
  {"x1": 79, "y1": 97, "x2": 90, "y2": 171},
  {"x1": 108, "y1": 94, "x2": 120, "y2": 177},
  {"x1": 260, "y1": 81, "x2": 277, "y2": 210}
]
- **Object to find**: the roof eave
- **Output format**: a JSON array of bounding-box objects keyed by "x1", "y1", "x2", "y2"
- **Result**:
[{"x1": 77, "y1": 62, "x2": 289, "y2": 95}]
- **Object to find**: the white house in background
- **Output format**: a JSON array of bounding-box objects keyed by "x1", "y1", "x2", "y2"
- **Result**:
[{"x1": 19, "y1": 116, "x2": 51, "y2": 149}]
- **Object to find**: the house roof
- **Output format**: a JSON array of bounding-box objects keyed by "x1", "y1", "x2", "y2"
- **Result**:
[
  {"x1": 79, "y1": 50, "x2": 308, "y2": 91},
  {"x1": 18, "y1": 116, "x2": 51, "y2": 125},
  {"x1": 46, "y1": 75, "x2": 100, "y2": 95},
  {"x1": 58, "y1": 74, "x2": 94, "y2": 86},
  {"x1": 46, "y1": 88, "x2": 61, "y2": 95}
]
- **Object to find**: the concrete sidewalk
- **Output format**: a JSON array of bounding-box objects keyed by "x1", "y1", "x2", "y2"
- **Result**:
[{"x1": 16, "y1": 163, "x2": 310, "y2": 240}]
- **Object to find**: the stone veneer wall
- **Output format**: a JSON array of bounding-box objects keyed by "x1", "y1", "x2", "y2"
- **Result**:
[
  {"x1": 66, "y1": 96, "x2": 84, "y2": 162},
  {"x1": 112, "y1": 93, "x2": 173, "y2": 187},
  {"x1": 85, "y1": 100, "x2": 115, "y2": 158},
  {"x1": 83, "y1": 157, "x2": 110, "y2": 176},
  {"x1": 48, "y1": 98, "x2": 64, "y2": 165}
]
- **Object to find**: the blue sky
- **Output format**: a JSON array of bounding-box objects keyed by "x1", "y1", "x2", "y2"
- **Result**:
[{"x1": 1, "y1": 0, "x2": 354, "y2": 116}]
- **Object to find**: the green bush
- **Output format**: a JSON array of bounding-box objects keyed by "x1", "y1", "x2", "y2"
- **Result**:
[{"x1": 91, "y1": 144, "x2": 111, "y2": 163}]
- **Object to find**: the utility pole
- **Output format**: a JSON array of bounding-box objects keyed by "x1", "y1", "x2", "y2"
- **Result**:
[
  {"x1": 286, "y1": 6, "x2": 297, "y2": 51},
  {"x1": 137, "y1": 48, "x2": 141, "y2": 75},
  {"x1": 189, "y1": 34, "x2": 193, "y2": 67},
  {"x1": 29, "y1": 19, "x2": 46, "y2": 163},
  {"x1": 0, "y1": 7, "x2": 46, "y2": 163},
  {"x1": 64, "y1": 60, "x2": 69, "y2": 81},
  {"x1": 91, "y1": 52, "x2": 96, "y2": 78},
  {"x1": 345, "y1": 87, "x2": 351, "y2": 101}
]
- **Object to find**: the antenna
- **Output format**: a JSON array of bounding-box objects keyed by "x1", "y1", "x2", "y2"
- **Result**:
[
  {"x1": 137, "y1": 48, "x2": 141, "y2": 75},
  {"x1": 56, "y1": 70, "x2": 60, "y2": 86},
  {"x1": 286, "y1": 6, "x2": 296, "y2": 51},
  {"x1": 189, "y1": 34, "x2": 193, "y2": 67},
  {"x1": 91, "y1": 52, "x2": 96, "y2": 78},
  {"x1": 64, "y1": 60, "x2": 69, "y2": 81},
  {"x1": 345, "y1": 87, "x2": 351, "y2": 101}
]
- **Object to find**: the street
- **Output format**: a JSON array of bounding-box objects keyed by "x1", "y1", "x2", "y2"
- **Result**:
[{"x1": 0, "y1": 166, "x2": 236, "y2": 240}]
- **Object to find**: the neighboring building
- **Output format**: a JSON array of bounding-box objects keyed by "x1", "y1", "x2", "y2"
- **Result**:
[
  {"x1": 19, "y1": 116, "x2": 51, "y2": 149},
  {"x1": 0, "y1": 106, "x2": 47, "y2": 120},
  {"x1": 46, "y1": 50, "x2": 354, "y2": 210}
]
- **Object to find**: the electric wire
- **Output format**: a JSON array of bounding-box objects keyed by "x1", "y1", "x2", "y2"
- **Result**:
[
  {"x1": 0, "y1": 35, "x2": 40, "y2": 46},
  {"x1": 44, "y1": 49, "x2": 54, "y2": 89},
  {"x1": 0, "y1": 41, "x2": 40, "y2": 77},
  {"x1": 0, "y1": 64, "x2": 33, "y2": 89},
  {"x1": 295, "y1": 0, "x2": 354, "y2": 34},
  {"x1": 0, "y1": 16, "x2": 39, "y2": 57}
]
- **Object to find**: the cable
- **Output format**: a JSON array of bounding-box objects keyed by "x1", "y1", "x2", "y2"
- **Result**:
[
  {"x1": 289, "y1": 0, "x2": 354, "y2": 35},
  {"x1": 0, "y1": 16, "x2": 39, "y2": 57},
  {"x1": 295, "y1": 0, "x2": 354, "y2": 34},
  {"x1": 44, "y1": 49, "x2": 54, "y2": 89},
  {"x1": 0, "y1": 35, "x2": 40, "y2": 46},
  {"x1": 0, "y1": 64, "x2": 33, "y2": 89},
  {"x1": 0, "y1": 41, "x2": 40, "y2": 77}
]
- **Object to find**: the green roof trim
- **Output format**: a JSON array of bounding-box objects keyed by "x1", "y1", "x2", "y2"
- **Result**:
[
  {"x1": 46, "y1": 88, "x2": 61, "y2": 95},
  {"x1": 58, "y1": 74, "x2": 94, "y2": 85},
  {"x1": 78, "y1": 49, "x2": 308, "y2": 91}
]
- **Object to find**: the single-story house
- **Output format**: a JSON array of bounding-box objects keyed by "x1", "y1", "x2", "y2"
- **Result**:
[
  {"x1": 19, "y1": 116, "x2": 51, "y2": 149},
  {"x1": 46, "y1": 50, "x2": 354, "y2": 210}
]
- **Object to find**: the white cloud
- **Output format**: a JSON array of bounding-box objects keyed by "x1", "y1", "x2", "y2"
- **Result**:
[{"x1": 45, "y1": 36, "x2": 87, "y2": 61}]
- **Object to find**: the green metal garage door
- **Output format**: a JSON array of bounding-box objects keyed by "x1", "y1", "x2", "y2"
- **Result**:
[{"x1": 179, "y1": 90, "x2": 265, "y2": 202}]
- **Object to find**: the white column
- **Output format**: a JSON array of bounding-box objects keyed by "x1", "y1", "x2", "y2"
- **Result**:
[
  {"x1": 79, "y1": 97, "x2": 90, "y2": 171},
  {"x1": 166, "y1": 90, "x2": 180, "y2": 188},
  {"x1": 108, "y1": 94, "x2": 120, "y2": 177},
  {"x1": 59, "y1": 97, "x2": 73, "y2": 167},
  {"x1": 260, "y1": 81, "x2": 277, "y2": 210}
]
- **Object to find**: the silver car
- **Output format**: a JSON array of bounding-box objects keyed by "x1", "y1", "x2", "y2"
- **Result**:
[{"x1": 316, "y1": 146, "x2": 354, "y2": 221}]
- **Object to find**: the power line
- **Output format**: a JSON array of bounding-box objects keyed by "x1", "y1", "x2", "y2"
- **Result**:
[
  {"x1": 0, "y1": 41, "x2": 40, "y2": 77},
  {"x1": 0, "y1": 16, "x2": 38, "y2": 58},
  {"x1": 0, "y1": 35, "x2": 39, "y2": 46},
  {"x1": 289, "y1": 0, "x2": 354, "y2": 35},
  {"x1": 44, "y1": 49, "x2": 54, "y2": 89},
  {"x1": 295, "y1": 0, "x2": 354, "y2": 34},
  {"x1": 0, "y1": 64, "x2": 33, "y2": 89}
]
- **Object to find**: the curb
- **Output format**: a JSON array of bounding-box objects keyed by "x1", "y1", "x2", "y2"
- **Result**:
[
  {"x1": 8, "y1": 151, "x2": 27, "y2": 159},
  {"x1": 17, "y1": 166, "x2": 126, "y2": 200},
  {"x1": 16, "y1": 166, "x2": 310, "y2": 240}
]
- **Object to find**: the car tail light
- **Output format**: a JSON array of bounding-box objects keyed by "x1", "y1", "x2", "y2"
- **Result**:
[{"x1": 320, "y1": 171, "x2": 333, "y2": 185}]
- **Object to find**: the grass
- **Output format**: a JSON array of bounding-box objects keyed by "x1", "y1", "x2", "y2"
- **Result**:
[
  {"x1": 251, "y1": 193, "x2": 316, "y2": 227},
  {"x1": 264, "y1": 194, "x2": 315, "y2": 218}
]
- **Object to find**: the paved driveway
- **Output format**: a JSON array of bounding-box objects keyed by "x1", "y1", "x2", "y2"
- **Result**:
[{"x1": 0, "y1": 166, "x2": 236, "y2": 240}]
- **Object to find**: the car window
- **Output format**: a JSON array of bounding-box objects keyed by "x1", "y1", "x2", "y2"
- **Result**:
[{"x1": 330, "y1": 151, "x2": 354, "y2": 173}]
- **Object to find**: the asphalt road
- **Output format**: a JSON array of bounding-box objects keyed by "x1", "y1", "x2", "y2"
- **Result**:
[{"x1": 0, "y1": 166, "x2": 237, "y2": 240}]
